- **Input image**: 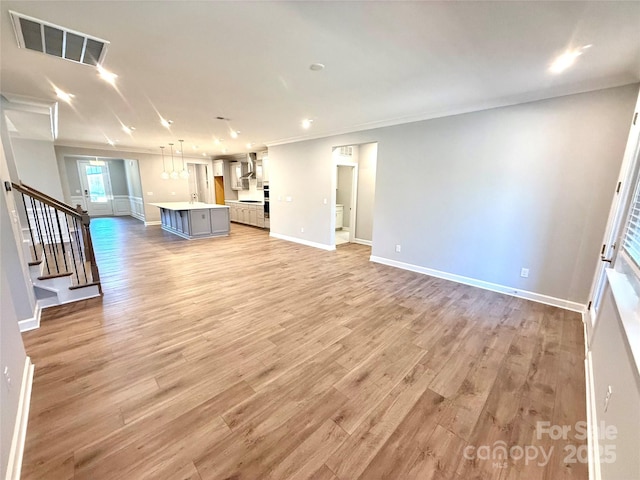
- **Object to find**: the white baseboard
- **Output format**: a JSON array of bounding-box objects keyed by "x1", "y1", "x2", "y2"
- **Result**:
[
  {"x1": 5, "y1": 356, "x2": 34, "y2": 480},
  {"x1": 369, "y1": 255, "x2": 586, "y2": 313},
  {"x1": 18, "y1": 302, "x2": 42, "y2": 332},
  {"x1": 144, "y1": 220, "x2": 161, "y2": 226},
  {"x1": 353, "y1": 238, "x2": 372, "y2": 246},
  {"x1": 270, "y1": 232, "x2": 336, "y2": 251},
  {"x1": 130, "y1": 211, "x2": 145, "y2": 221}
]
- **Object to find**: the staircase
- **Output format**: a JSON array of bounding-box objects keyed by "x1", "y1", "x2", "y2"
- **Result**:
[{"x1": 13, "y1": 182, "x2": 102, "y2": 320}]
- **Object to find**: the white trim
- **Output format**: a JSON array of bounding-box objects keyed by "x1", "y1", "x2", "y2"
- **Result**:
[
  {"x1": 269, "y1": 232, "x2": 336, "y2": 251},
  {"x1": 129, "y1": 196, "x2": 144, "y2": 221},
  {"x1": 113, "y1": 195, "x2": 131, "y2": 216},
  {"x1": 144, "y1": 220, "x2": 161, "y2": 226},
  {"x1": 18, "y1": 301, "x2": 42, "y2": 332},
  {"x1": 369, "y1": 255, "x2": 586, "y2": 313},
  {"x1": 5, "y1": 356, "x2": 34, "y2": 480},
  {"x1": 583, "y1": 315, "x2": 601, "y2": 480},
  {"x1": 353, "y1": 238, "x2": 372, "y2": 246}
]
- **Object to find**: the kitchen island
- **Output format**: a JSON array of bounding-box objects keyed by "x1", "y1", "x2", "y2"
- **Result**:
[{"x1": 149, "y1": 202, "x2": 230, "y2": 239}]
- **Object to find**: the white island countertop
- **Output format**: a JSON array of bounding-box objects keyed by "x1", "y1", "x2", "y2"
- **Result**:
[{"x1": 149, "y1": 202, "x2": 229, "y2": 211}]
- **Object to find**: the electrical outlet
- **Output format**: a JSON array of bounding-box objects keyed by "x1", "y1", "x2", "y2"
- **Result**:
[
  {"x1": 520, "y1": 268, "x2": 529, "y2": 278},
  {"x1": 3, "y1": 366, "x2": 11, "y2": 391},
  {"x1": 395, "y1": 244, "x2": 401, "y2": 253},
  {"x1": 300, "y1": 227, "x2": 304, "y2": 233}
]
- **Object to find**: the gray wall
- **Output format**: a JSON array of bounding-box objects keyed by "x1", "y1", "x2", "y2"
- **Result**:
[
  {"x1": 269, "y1": 84, "x2": 638, "y2": 304},
  {"x1": 0, "y1": 135, "x2": 29, "y2": 479},
  {"x1": 10, "y1": 137, "x2": 64, "y2": 201},
  {"x1": 124, "y1": 159, "x2": 143, "y2": 198},
  {"x1": 107, "y1": 159, "x2": 128, "y2": 196},
  {"x1": 355, "y1": 142, "x2": 377, "y2": 241},
  {"x1": 64, "y1": 157, "x2": 128, "y2": 196}
]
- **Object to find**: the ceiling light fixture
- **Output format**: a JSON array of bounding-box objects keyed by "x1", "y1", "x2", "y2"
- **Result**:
[
  {"x1": 246, "y1": 143, "x2": 253, "y2": 149},
  {"x1": 549, "y1": 45, "x2": 592, "y2": 74},
  {"x1": 105, "y1": 137, "x2": 115, "y2": 146},
  {"x1": 160, "y1": 146, "x2": 170, "y2": 179},
  {"x1": 121, "y1": 124, "x2": 135, "y2": 135},
  {"x1": 221, "y1": 147, "x2": 228, "y2": 154},
  {"x1": 301, "y1": 118, "x2": 313, "y2": 129},
  {"x1": 309, "y1": 63, "x2": 325, "y2": 71},
  {"x1": 230, "y1": 130, "x2": 239, "y2": 139},
  {"x1": 169, "y1": 143, "x2": 179, "y2": 180},
  {"x1": 179, "y1": 139, "x2": 189, "y2": 179},
  {"x1": 160, "y1": 118, "x2": 173, "y2": 129},
  {"x1": 54, "y1": 87, "x2": 74, "y2": 103},
  {"x1": 97, "y1": 65, "x2": 118, "y2": 85},
  {"x1": 202, "y1": 153, "x2": 207, "y2": 157}
]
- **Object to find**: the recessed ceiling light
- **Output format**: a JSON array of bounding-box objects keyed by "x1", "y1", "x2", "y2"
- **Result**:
[
  {"x1": 105, "y1": 137, "x2": 115, "y2": 146},
  {"x1": 54, "y1": 87, "x2": 74, "y2": 103},
  {"x1": 301, "y1": 118, "x2": 313, "y2": 129},
  {"x1": 309, "y1": 63, "x2": 325, "y2": 71},
  {"x1": 121, "y1": 125, "x2": 135, "y2": 135},
  {"x1": 214, "y1": 138, "x2": 221, "y2": 145},
  {"x1": 221, "y1": 147, "x2": 228, "y2": 153},
  {"x1": 549, "y1": 45, "x2": 591, "y2": 74},
  {"x1": 97, "y1": 65, "x2": 118, "y2": 85},
  {"x1": 246, "y1": 143, "x2": 253, "y2": 149},
  {"x1": 192, "y1": 145, "x2": 198, "y2": 150},
  {"x1": 202, "y1": 152, "x2": 207, "y2": 157},
  {"x1": 160, "y1": 118, "x2": 173, "y2": 129},
  {"x1": 230, "y1": 130, "x2": 239, "y2": 139}
]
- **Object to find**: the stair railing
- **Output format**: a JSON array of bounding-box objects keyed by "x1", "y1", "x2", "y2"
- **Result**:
[{"x1": 11, "y1": 181, "x2": 102, "y2": 294}]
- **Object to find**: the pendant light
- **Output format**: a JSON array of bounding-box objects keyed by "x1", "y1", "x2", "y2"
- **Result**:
[
  {"x1": 160, "y1": 146, "x2": 169, "y2": 179},
  {"x1": 169, "y1": 143, "x2": 179, "y2": 180},
  {"x1": 179, "y1": 139, "x2": 189, "y2": 179}
]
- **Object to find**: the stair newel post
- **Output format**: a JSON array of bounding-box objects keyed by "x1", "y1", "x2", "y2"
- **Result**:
[{"x1": 76, "y1": 205, "x2": 102, "y2": 294}]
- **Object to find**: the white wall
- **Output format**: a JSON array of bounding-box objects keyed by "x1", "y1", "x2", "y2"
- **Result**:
[
  {"x1": 590, "y1": 283, "x2": 640, "y2": 480},
  {"x1": 55, "y1": 146, "x2": 214, "y2": 223},
  {"x1": 0, "y1": 135, "x2": 30, "y2": 480},
  {"x1": 269, "y1": 84, "x2": 638, "y2": 304},
  {"x1": 10, "y1": 137, "x2": 64, "y2": 201},
  {"x1": 355, "y1": 142, "x2": 377, "y2": 241}
]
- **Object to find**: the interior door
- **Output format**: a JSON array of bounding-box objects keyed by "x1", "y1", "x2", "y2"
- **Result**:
[
  {"x1": 77, "y1": 160, "x2": 114, "y2": 216},
  {"x1": 587, "y1": 93, "x2": 640, "y2": 335}
]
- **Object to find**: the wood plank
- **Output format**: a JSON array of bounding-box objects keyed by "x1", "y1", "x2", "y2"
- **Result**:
[{"x1": 18, "y1": 218, "x2": 587, "y2": 480}]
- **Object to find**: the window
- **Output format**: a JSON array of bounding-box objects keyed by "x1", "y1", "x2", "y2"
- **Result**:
[
  {"x1": 84, "y1": 165, "x2": 108, "y2": 203},
  {"x1": 622, "y1": 171, "x2": 640, "y2": 268}
]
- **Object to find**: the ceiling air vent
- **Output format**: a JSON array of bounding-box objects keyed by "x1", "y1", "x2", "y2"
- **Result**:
[{"x1": 9, "y1": 11, "x2": 109, "y2": 66}]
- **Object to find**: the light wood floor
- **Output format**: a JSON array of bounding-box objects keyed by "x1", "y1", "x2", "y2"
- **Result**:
[{"x1": 21, "y1": 217, "x2": 587, "y2": 480}]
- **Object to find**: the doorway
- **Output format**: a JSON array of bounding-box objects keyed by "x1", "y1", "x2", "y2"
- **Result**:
[
  {"x1": 336, "y1": 165, "x2": 356, "y2": 245},
  {"x1": 332, "y1": 143, "x2": 378, "y2": 248},
  {"x1": 187, "y1": 163, "x2": 211, "y2": 203},
  {"x1": 77, "y1": 160, "x2": 114, "y2": 216}
]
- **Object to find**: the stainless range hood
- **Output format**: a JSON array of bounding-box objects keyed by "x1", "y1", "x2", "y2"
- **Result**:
[{"x1": 240, "y1": 153, "x2": 257, "y2": 179}]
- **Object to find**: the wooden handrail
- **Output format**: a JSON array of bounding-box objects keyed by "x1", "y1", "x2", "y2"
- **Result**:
[{"x1": 11, "y1": 182, "x2": 81, "y2": 218}]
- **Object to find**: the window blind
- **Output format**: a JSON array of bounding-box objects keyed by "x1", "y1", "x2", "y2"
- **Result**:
[{"x1": 623, "y1": 175, "x2": 640, "y2": 267}]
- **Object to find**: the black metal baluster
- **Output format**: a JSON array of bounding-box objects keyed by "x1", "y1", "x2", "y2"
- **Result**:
[
  {"x1": 64, "y1": 213, "x2": 80, "y2": 284},
  {"x1": 73, "y1": 217, "x2": 88, "y2": 283},
  {"x1": 45, "y1": 200, "x2": 60, "y2": 273},
  {"x1": 53, "y1": 209, "x2": 69, "y2": 272},
  {"x1": 35, "y1": 200, "x2": 52, "y2": 274},
  {"x1": 20, "y1": 193, "x2": 38, "y2": 262}
]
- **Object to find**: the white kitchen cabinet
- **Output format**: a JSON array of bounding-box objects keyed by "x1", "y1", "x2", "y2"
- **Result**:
[
  {"x1": 249, "y1": 208, "x2": 257, "y2": 226},
  {"x1": 256, "y1": 161, "x2": 264, "y2": 190},
  {"x1": 336, "y1": 204, "x2": 344, "y2": 230},
  {"x1": 213, "y1": 160, "x2": 224, "y2": 177}
]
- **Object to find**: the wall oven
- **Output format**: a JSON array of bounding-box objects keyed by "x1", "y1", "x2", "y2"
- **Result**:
[{"x1": 263, "y1": 185, "x2": 269, "y2": 218}]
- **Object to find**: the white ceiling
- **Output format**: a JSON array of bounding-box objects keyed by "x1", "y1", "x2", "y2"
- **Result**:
[{"x1": 1, "y1": 1, "x2": 639, "y2": 156}]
